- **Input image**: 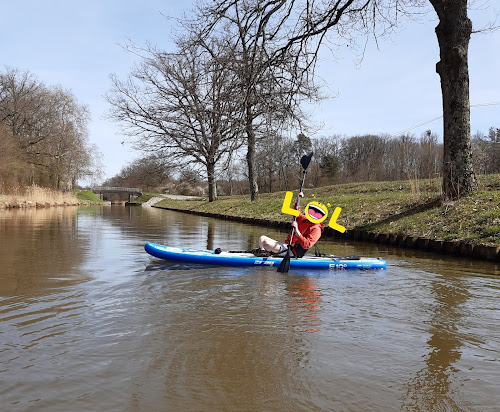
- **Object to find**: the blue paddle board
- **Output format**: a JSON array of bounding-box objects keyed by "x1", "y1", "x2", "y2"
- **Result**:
[{"x1": 145, "y1": 243, "x2": 386, "y2": 270}]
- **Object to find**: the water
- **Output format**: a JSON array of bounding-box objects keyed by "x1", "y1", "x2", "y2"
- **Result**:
[{"x1": 0, "y1": 205, "x2": 499, "y2": 411}]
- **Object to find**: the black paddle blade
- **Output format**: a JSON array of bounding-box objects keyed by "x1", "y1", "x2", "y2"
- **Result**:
[
  {"x1": 300, "y1": 152, "x2": 314, "y2": 171},
  {"x1": 277, "y1": 248, "x2": 292, "y2": 273}
]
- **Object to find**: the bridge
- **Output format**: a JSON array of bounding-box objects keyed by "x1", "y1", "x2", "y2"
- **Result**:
[{"x1": 92, "y1": 187, "x2": 142, "y2": 203}]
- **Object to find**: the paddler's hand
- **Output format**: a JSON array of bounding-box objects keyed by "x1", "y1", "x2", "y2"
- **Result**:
[
  {"x1": 293, "y1": 192, "x2": 304, "y2": 211},
  {"x1": 291, "y1": 221, "x2": 302, "y2": 237}
]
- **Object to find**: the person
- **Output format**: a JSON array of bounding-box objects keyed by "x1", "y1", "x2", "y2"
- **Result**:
[{"x1": 257, "y1": 192, "x2": 324, "y2": 258}]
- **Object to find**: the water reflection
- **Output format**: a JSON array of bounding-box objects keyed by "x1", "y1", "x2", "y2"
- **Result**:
[
  {"x1": 201, "y1": 218, "x2": 213, "y2": 250},
  {"x1": 0, "y1": 207, "x2": 91, "y2": 296},
  {"x1": 403, "y1": 272, "x2": 471, "y2": 410},
  {"x1": 0, "y1": 207, "x2": 95, "y2": 410},
  {"x1": 0, "y1": 205, "x2": 498, "y2": 411},
  {"x1": 286, "y1": 276, "x2": 322, "y2": 333}
]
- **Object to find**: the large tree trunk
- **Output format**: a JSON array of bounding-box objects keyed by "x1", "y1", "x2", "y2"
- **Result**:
[
  {"x1": 207, "y1": 160, "x2": 217, "y2": 202},
  {"x1": 245, "y1": 105, "x2": 258, "y2": 202},
  {"x1": 431, "y1": 0, "x2": 477, "y2": 199}
]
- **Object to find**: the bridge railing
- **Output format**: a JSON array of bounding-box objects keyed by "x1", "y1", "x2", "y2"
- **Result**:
[{"x1": 92, "y1": 187, "x2": 142, "y2": 193}]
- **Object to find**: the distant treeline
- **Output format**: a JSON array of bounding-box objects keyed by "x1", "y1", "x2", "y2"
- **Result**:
[
  {"x1": 0, "y1": 68, "x2": 102, "y2": 193},
  {"x1": 103, "y1": 128, "x2": 499, "y2": 197}
]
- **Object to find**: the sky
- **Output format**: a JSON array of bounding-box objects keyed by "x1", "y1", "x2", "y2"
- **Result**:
[{"x1": 1, "y1": 1, "x2": 499, "y2": 183}]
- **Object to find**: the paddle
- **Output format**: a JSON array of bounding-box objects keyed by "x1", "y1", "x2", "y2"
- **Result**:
[{"x1": 277, "y1": 151, "x2": 313, "y2": 273}]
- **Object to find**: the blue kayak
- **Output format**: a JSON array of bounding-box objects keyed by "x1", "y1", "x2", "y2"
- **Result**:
[{"x1": 145, "y1": 243, "x2": 387, "y2": 270}]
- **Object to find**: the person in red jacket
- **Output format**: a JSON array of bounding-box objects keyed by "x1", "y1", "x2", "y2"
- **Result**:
[{"x1": 258, "y1": 192, "x2": 324, "y2": 257}]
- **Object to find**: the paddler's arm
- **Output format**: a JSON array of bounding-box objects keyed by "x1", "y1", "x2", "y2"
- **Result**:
[
  {"x1": 294, "y1": 224, "x2": 321, "y2": 249},
  {"x1": 286, "y1": 192, "x2": 305, "y2": 243},
  {"x1": 291, "y1": 191, "x2": 305, "y2": 236},
  {"x1": 293, "y1": 191, "x2": 304, "y2": 211},
  {"x1": 291, "y1": 220, "x2": 302, "y2": 237}
]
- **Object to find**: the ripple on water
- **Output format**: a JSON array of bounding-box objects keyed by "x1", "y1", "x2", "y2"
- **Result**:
[{"x1": 1, "y1": 206, "x2": 499, "y2": 411}]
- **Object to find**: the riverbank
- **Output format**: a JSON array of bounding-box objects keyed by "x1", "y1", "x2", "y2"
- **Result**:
[
  {"x1": 0, "y1": 187, "x2": 105, "y2": 209},
  {"x1": 137, "y1": 175, "x2": 500, "y2": 262}
]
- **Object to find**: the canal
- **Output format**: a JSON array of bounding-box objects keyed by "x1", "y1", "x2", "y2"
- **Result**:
[{"x1": 0, "y1": 205, "x2": 499, "y2": 411}]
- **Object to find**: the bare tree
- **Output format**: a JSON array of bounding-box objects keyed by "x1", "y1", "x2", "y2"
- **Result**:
[
  {"x1": 0, "y1": 68, "x2": 53, "y2": 151},
  {"x1": 0, "y1": 123, "x2": 29, "y2": 191},
  {"x1": 197, "y1": 0, "x2": 320, "y2": 201},
  {"x1": 103, "y1": 155, "x2": 173, "y2": 191},
  {"x1": 472, "y1": 128, "x2": 500, "y2": 175},
  {"x1": 39, "y1": 87, "x2": 92, "y2": 189},
  {"x1": 107, "y1": 40, "x2": 243, "y2": 201},
  {"x1": 429, "y1": 0, "x2": 478, "y2": 198},
  {"x1": 418, "y1": 130, "x2": 442, "y2": 181},
  {"x1": 0, "y1": 68, "x2": 99, "y2": 190},
  {"x1": 205, "y1": 0, "x2": 497, "y2": 199},
  {"x1": 486, "y1": 127, "x2": 500, "y2": 173}
]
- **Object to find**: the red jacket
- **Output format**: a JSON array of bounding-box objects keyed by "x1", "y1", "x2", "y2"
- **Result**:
[{"x1": 286, "y1": 212, "x2": 324, "y2": 251}]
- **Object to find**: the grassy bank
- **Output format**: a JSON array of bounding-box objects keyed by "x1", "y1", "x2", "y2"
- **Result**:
[
  {"x1": 73, "y1": 189, "x2": 106, "y2": 204},
  {"x1": 151, "y1": 174, "x2": 500, "y2": 249},
  {"x1": 0, "y1": 186, "x2": 105, "y2": 209}
]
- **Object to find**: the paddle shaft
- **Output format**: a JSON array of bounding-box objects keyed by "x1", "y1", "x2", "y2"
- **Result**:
[
  {"x1": 277, "y1": 152, "x2": 313, "y2": 273},
  {"x1": 287, "y1": 168, "x2": 308, "y2": 245}
]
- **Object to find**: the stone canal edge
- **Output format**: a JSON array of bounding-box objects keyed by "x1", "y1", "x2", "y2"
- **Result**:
[{"x1": 151, "y1": 205, "x2": 500, "y2": 263}]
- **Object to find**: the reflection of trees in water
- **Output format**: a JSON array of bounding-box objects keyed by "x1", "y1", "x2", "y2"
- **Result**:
[
  {"x1": 0, "y1": 207, "x2": 91, "y2": 297},
  {"x1": 96, "y1": 205, "x2": 186, "y2": 242},
  {"x1": 403, "y1": 276, "x2": 471, "y2": 410},
  {"x1": 111, "y1": 205, "x2": 286, "y2": 252},
  {"x1": 207, "y1": 219, "x2": 215, "y2": 250}
]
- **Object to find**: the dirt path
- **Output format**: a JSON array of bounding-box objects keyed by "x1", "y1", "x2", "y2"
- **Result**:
[
  {"x1": 141, "y1": 197, "x2": 164, "y2": 207},
  {"x1": 162, "y1": 194, "x2": 199, "y2": 200}
]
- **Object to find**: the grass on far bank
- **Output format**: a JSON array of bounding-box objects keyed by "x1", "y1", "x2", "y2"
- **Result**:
[
  {"x1": 73, "y1": 189, "x2": 106, "y2": 203},
  {"x1": 153, "y1": 174, "x2": 500, "y2": 247}
]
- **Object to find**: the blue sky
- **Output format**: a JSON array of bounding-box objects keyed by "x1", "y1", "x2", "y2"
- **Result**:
[{"x1": 1, "y1": 1, "x2": 499, "y2": 182}]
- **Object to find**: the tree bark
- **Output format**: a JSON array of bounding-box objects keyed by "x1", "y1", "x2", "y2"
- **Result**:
[
  {"x1": 207, "y1": 160, "x2": 217, "y2": 202},
  {"x1": 246, "y1": 104, "x2": 258, "y2": 201},
  {"x1": 430, "y1": 0, "x2": 477, "y2": 199}
]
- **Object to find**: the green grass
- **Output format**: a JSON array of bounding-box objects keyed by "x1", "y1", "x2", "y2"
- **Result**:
[
  {"x1": 152, "y1": 174, "x2": 500, "y2": 247},
  {"x1": 73, "y1": 189, "x2": 106, "y2": 203}
]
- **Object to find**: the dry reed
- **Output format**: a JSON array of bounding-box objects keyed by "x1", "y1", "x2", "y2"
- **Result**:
[{"x1": 0, "y1": 185, "x2": 79, "y2": 209}]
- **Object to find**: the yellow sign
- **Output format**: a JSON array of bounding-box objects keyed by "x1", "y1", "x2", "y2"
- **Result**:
[{"x1": 281, "y1": 191, "x2": 346, "y2": 233}]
